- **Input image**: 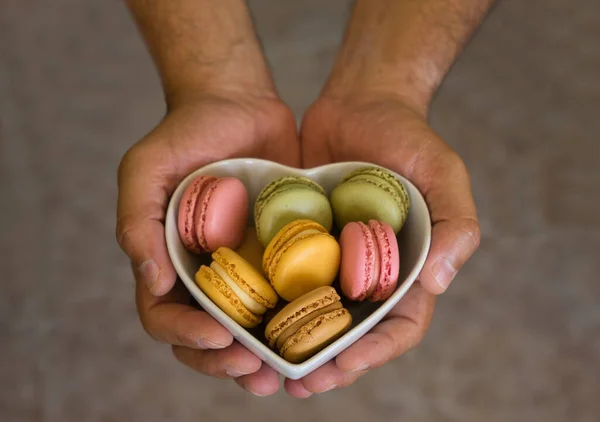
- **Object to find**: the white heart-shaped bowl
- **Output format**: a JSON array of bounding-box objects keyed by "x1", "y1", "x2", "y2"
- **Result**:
[{"x1": 165, "y1": 159, "x2": 431, "y2": 380}]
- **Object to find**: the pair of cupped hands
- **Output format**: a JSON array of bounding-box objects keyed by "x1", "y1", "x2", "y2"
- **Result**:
[{"x1": 116, "y1": 85, "x2": 481, "y2": 397}]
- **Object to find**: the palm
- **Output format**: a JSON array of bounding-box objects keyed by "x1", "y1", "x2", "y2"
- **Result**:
[
  {"x1": 116, "y1": 94, "x2": 301, "y2": 397},
  {"x1": 281, "y1": 96, "x2": 478, "y2": 396},
  {"x1": 301, "y1": 97, "x2": 458, "y2": 182},
  {"x1": 129, "y1": 96, "x2": 301, "y2": 188},
  {"x1": 300, "y1": 96, "x2": 479, "y2": 297}
]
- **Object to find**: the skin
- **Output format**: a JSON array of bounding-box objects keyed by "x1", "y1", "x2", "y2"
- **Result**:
[{"x1": 116, "y1": 0, "x2": 495, "y2": 397}]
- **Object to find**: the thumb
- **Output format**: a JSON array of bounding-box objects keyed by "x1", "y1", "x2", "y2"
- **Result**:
[
  {"x1": 116, "y1": 146, "x2": 178, "y2": 296},
  {"x1": 417, "y1": 154, "x2": 481, "y2": 294}
]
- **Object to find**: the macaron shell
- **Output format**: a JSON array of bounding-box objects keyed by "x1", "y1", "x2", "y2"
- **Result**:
[
  {"x1": 195, "y1": 266, "x2": 261, "y2": 328},
  {"x1": 196, "y1": 177, "x2": 249, "y2": 252},
  {"x1": 339, "y1": 222, "x2": 380, "y2": 301},
  {"x1": 256, "y1": 188, "x2": 332, "y2": 247},
  {"x1": 275, "y1": 302, "x2": 342, "y2": 350},
  {"x1": 212, "y1": 247, "x2": 278, "y2": 308},
  {"x1": 342, "y1": 167, "x2": 410, "y2": 215},
  {"x1": 262, "y1": 299, "x2": 287, "y2": 327},
  {"x1": 269, "y1": 233, "x2": 341, "y2": 302},
  {"x1": 280, "y1": 308, "x2": 352, "y2": 364},
  {"x1": 254, "y1": 176, "x2": 327, "y2": 217},
  {"x1": 330, "y1": 179, "x2": 406, "y2": 233},
  {"x1": 234, "y1": 227, "x2": 265, "y2": 276},
  {"x1": 177, "y1": 176, "x2": 217, "y2": 253},
  {"x1": 368, "y1": 220, "x2": 400, "y2": 302},
  {"x1": 264, "y1": 286, "x2": 340, "y2": 348},
  {"x1": 263, "y1": 219, "x2": 329, "y2": 275}
]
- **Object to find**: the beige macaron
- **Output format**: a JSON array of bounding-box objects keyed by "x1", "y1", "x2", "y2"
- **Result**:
[{"x1": 264, "y1": 286, "x2": 352, "y2": 363}]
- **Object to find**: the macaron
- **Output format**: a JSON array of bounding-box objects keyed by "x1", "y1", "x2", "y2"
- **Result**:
[
  {"x1": 330, "y1": 167, "x2": 410, "y2": 233},
  {"x1": 178, "y1": 175, "x2": 249, "y2": 254},
  {"x1": 195, "y1": 247, "x2": 278, "y2": 328},
  {"x1": 339, "y1": 220, "x2": 400, "y2": 302},
  {"x1": 234, "y1": 227, "x2": 265, "y2": 276},
  {"x1": 264, "y1": 286, "x2": 352, "y2": 363},
  {"x1": 254, "y1": 176, "x2": 333, "y2": 247},
  {"x1": 263, "y1": 219, "x2": 341, "y2": 302}
]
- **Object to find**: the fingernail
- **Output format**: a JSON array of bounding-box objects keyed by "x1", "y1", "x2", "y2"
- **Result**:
[
  {"x1": 246, "y1": 388, "x2": 269, "y2": 397},
  {"x1": 322, "y1": 384, "x2": 339, "y2": 392},
  {"x1": 226, "y1": 367, "x2": 253, "y2": 378},
  {"x1": 139, "y1": 260, "x2": 160, "y2": 293},
  {"x1": 295, "y1": 384, "x2": 313, "y2": 398},
  {"x1": 197, "y1": 338, "x2": 228, "y2": 350},
  {"x1": 349, "y1": 364, "x2": 369, "y2": 373},
  {"x1": 238, "y1": 381, "x2": 268, "y2": 397},
  {"x1": 432, "y1": 258, "x2": 457, "y2": 290}
]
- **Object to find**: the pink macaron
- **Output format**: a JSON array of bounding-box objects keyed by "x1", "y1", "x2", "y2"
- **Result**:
[
  {"x1": 177, "y1": 175, "x2": 249, "y2": 254},
  {"x1": 339, "y1": 220, "x2": 400, "y2": 302}
]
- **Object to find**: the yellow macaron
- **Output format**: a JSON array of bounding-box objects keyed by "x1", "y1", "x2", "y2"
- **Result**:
[
  {"x1": 262, "y1": 219, "x2": 341, "y2": 302},
  {"x1": 195, "y1": 247, "x2": 278, "y2": 328},
  {"x1": 234, "y1": 226, "x2": 266, "y2": 276}
]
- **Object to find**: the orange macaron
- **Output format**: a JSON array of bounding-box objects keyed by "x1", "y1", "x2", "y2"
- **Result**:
[{"x1": 262, "y1": 219, "x2": 341, "y2": 302}]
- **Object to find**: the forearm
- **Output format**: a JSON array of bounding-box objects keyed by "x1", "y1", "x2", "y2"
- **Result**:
[
  {"x1": 324, "y1": 0, "x2": 496, "y2": 114},
  {"x1": 125, "y1": 0, "x2": 275, "y2": 106}
]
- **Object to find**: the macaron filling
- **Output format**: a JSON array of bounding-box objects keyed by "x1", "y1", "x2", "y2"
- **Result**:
[
  {"x1": 195, "y1": 179, "x2": 220, "y2": 252},
  {"x1": 263, "y1": 220, "x2": 329, "y2": 275},
  {"x1": 254, "y1": 176, "x2": 331, "y2": 246},
  {"x1": 210, "y1": 261, "x2": 266, "y2": 315},
  {"x1": 266, "y1": 228, "x2": 326, "y2": 281},
  {"x1": 368, "y1": 220, "x2": 399, "y2": 302},
  {"x1": 343, "y1": 168, "x2": 408, "y2": 204},
  {"x1": 357, "y1": 222, "x2": 380, "y2": 300},
  {"x1": 264, "y1": 286, "x2": 342, "y2": 348},
  {"x1": 255, "y1": 177, "x2": 326, "y2": 214},
  {"x1": 284, "y1": 228, "x2": 323, "y2": 246},
  {"x1": 177, "y1": 176, "x2": 216, "y2": 253},
  {"x1": 196, "y1": 266, "x2": 261, "y2": 327},
  {"x1": 346, "y1": 174, "x2": 397, "y2": 192},
  {"x1": 279, "y1": 308, "x2": 351, "y2": 359},
  {"x1": 275, "y1": 302, "x2": 342, "y2": 349},
  {"x1": 344, "y1": 174, "x2": 406, "y2": 214}
]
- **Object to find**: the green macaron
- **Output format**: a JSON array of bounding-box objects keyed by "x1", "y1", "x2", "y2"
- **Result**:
[
  {"x1": 330, "y1": 167, "x2": 410, "y2": 233},
  {"x1": 254, "y1": 176, "x2": 333, "y2": 247}
]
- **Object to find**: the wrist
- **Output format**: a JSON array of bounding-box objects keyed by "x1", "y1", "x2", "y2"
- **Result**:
[
  {"x1": 319, "y1": 0, "x2": 494, "y2": 117},
  {"x1": 126, "y1": 0, "x2": 278, "y2": 109},
  {"x1": 163, "y1": 48, "x2": 278, "y2": 110},
  {"x1": 320, "y1": 31, "x2": 436, "y2": 117},
  {"x1": 320, "y1": 67, "x2": 433, "y2": 119}
]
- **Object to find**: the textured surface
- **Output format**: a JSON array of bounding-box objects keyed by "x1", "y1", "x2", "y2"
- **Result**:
[{"x1": 1, "y1": 0, "x2": 599, "y2": 421}]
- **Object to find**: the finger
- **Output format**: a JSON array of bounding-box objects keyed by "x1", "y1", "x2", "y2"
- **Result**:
[
  {"x1": 235, "y1": 363, "x2": 281, "y2": 396},
  {"x1": 336, "y1": 283, "x2": 435, "y2": 372},
  {"x1": 284, "y1": 366, "x2": 367, "y2": 395},
  {"x1": 284, "y1": 284, "x2": 434, "y2": 395},
  {"x1": 116, "y1": 145, "x2": 178, "y2": 296},
  {"x1": 285, "y1": 365, "x2": 369, "y2": 396},
  {"x1": 286, "y1": 362, "x2": 343, "y2": 394},
  {"x1": 422, "y1": 217, "x2": 481, "y2": 293},
  {"x1": 339, "y1": 369, "x2": 369, "y2": 388},
  {"x1": 283, "y1": 378, "x2": 313, "y2": 399},
  {"x1": 172, "y1": 341, "x2": 262, "y2": 379},
  {"x1": 136, "y1": 273, "x2": 233, "y2": 349},
  {"x1": 415, "y1": 152, "x2": 481, "y2": 294}
]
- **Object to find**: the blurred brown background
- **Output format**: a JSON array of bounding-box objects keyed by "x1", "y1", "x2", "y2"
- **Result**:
[{"x1": 1, "y1": 0, "x2": 599, "y2": 421}]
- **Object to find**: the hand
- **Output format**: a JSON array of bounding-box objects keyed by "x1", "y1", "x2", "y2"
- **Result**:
[
  {"x1": 283, "y1": 93, "x2": 480, "y2": 396},
  {"x1": 116, "y1": 92, "x2": 300, "y2": 396}
]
